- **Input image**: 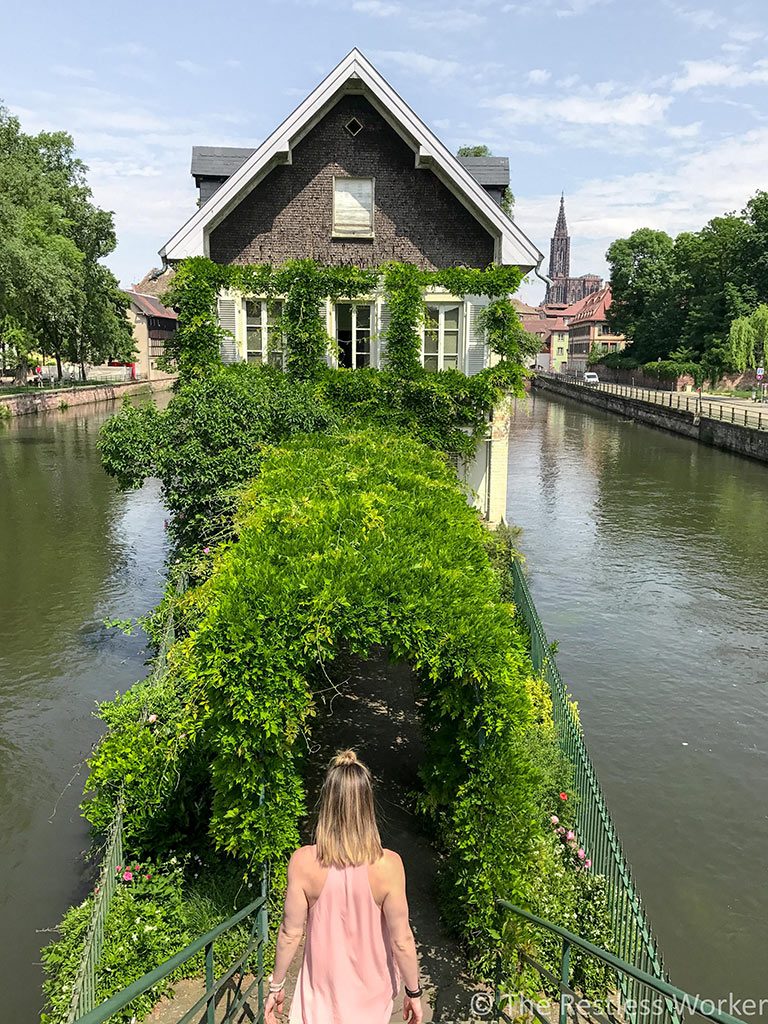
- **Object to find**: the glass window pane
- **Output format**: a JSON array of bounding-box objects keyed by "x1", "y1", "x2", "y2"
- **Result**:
[
  {"x1": 356, "y1": 305, "x2": 371, "y2": 328},
  {"x1": 444, "y1": 332, "x2": 459, "y2": 355},
  {"x1": 425, "y1": 305, "x2": 439, "y2": 327},
  {"x1": 424, "y1": 355, "x2": 439, "y2": 372},
  {"x1": 334, "y1": 178, "x2": 373, "y2": 233},
  {"x1": 443, "y1": 306, "x2": 460, "y2": 329},
  {"x1": 356, "y1": 351, "x2": 371, "y2": 368},
  {"x1": 336, "y1": 303, "x2": 353, "y2": 341},
  {"x1": 246, "y1": 300, "x2": 261, "y2": 326},
  {"x1": 444, "y1": 355, "x2": 458, "y2": 370},
  {"x1": 424, "y1": 332, "x2": 439, "y2": 356}
]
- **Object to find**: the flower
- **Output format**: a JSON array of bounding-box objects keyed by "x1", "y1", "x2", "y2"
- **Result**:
[
  {"x1": 585, "y1": 859, "x2": 592, "y2": 869},
  {"x1": 148, "y1": 714, "x2": 158, "y2": 724},
  {"x1": 557, "y1": 826, "x2": 565, "y2": 835},
  {"x1": 550, "y1": 815, "x2": 559, "y2": 825},
  {"x1": 566, "y1": 830, "x2": 575, "y2": 841},
  {"x1": 577, "y1": 848, "x2": 586, "y2": 860},
  {"x1": 145, "y1": 874, "x2": 151, "y2": 881},
  {"x1": 559, "y1": 792, "x2": 568, "y2": 801},
  {"x1": 122, "y1": 870, "x2": 134, "y2": 881},
  {"x1": 203, "y1": 547, "x2": 210, "y2": 555}
]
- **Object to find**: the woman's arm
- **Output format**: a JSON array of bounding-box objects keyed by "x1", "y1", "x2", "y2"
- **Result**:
[
  {"x1": 381, "y1": 852, "x2": 423, "y2": 1024},
  {"x1": 265, "y1": 850, "x2": 308, "y2": 1023}
]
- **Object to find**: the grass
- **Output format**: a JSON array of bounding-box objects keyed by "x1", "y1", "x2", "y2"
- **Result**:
[{"x1": 0, "y1": 379, "x2": 128, "y2": 396}]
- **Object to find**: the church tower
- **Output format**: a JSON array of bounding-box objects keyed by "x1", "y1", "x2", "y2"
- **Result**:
[{"x1": 546, "y1": 194, "x2": 571, "y2": 304}]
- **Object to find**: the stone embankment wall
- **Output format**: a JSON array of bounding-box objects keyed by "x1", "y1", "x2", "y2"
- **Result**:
[
  {"x1": 0, "y1": 378, "x2": 175, "y2": 417},
  {"x1": 534, "y1": 375, "x2": 768, "y2": 464}
]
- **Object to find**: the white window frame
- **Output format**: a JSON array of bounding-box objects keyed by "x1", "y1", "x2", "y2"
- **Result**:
[
  {"x1": 245, "y1": 299, "x2": 286, "y2": 369},
  {"x1": 334, "y1": 302, "x2": 374, "y2": 369},
  {"x1": 421, "y1": 303, "x2": 462, "y2": 372},
  {"x1": 332, "y1": 176, "x2": 375, "y2": 238}
]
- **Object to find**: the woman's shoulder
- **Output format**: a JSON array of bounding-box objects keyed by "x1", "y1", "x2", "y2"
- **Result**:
[
  {"x1": 288, "y1": 844, "x2": 320, "y2": 874},
  {"x1": 372, "y1": 848, "x2": 405, "y2": 878}
]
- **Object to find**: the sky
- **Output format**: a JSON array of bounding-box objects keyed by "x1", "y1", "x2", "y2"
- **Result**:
[{"x1": 2, "y1": 0, "x2": 767, "y2": 303}]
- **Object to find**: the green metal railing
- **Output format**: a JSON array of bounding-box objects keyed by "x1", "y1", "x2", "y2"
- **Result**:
[
  {"x1": 72, "y1": 890, "x2": 269, "y2": 1024},
  {"x1": 508, "y1": 559, "x2": 680, "y2": 1024},
  {"x1": 65, "y1": 577, "x2": 186, "y2": 1023},
  {"x1": 495, "y1": 904, "x2": 748, "y2": 1024}
]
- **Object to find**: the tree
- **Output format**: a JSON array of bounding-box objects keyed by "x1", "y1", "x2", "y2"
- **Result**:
[
  {"x1": 457, "y1": 145, "x2": 492, "y2": 157},
  {"x1": 727, "y1": 304, "x2": 768, "y2": 372},
  {"x1": 0, "y1": 103, "x2": 131, "y2": 381},
  {"x1": 606, "y1": 228, "x2": 679, "y2": 360}
]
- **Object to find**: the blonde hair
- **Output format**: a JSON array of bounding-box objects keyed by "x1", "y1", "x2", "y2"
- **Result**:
[{"x1": 315, "y1": 749, "x2": 383, "y2": 868}]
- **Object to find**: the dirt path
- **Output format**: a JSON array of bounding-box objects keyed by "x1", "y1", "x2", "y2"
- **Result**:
[{"x1": 148, "y1": 651, "x2": 488, "y2": 1023}]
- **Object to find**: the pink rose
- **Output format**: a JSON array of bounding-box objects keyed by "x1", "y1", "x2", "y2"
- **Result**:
[
  {"x1": 585, "y1": 859, "x2": 592, "y2": 869},
  {"x1": 122, "y1": 870, "x2": 133, "y2": 882},
  {"x1": 577, "y1": 848, "x2": 586, "y2": 860},
  {"x1": 550, "y1": 815, "x2": 559, "y2": 825},
  {"x1": 566, "y1": 830, "x2": 575, "y2": 841},
  {"x1": 148, "y1": 714, "x2": 158, "y2": 724},
  {"x1": 557, "y1": 826, "x2": 566, "y2": 835},
  {"x1": 203, "y1": 547, "x2": 210, "y2": 555}
]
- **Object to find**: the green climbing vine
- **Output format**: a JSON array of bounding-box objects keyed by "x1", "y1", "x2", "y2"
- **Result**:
[{"x1": 161, "y1": 256, "x2": 524, "y2": 381}]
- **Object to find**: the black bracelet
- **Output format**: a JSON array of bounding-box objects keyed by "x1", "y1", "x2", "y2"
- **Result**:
[{"x1": 405, "y1": 984, "x2": 423, "y2": 999}]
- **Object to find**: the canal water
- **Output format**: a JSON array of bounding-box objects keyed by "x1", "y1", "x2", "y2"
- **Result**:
[
  {"x1": 0, "y1": 401, "x2": 168, "y2": 1023},
  {"x1": 506, "y1": 390, "x2": 768, "y2": 1007}
]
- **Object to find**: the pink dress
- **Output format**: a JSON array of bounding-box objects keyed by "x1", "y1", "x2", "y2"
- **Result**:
[{"x1": 289, "y1": 862, "x2": 400, "y2": 1024}]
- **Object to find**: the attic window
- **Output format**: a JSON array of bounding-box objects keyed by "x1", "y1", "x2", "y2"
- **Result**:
[
  {"x1": 344, "y1": 117, "x2": 363, "y2": 137},
  {"x1": 333, "y1": 177, "x2": 374, "y2": 237}
]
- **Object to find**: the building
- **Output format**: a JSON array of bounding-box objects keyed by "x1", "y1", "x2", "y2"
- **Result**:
[
  {"x1": 565, "y1": 286, "x2": 626, "y2": 374},
  {"x1": 160, "y1": 49, "x2": 543, "y2": 377},
  {"x1": 123, "y1": 290, "x2": 178, "y2": 380},
  {"x1": 544, "y1": 196, "x2": 602, "y2": 307}
]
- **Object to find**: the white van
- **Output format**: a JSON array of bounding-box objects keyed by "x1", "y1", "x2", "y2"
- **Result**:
[{"x1": 583, "y1": 372, "x2": 600, "y2": 386}]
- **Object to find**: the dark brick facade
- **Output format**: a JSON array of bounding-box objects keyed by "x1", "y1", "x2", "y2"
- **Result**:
[{"x1": 209, "y1": 95, "x2": 495, "y2": 270}]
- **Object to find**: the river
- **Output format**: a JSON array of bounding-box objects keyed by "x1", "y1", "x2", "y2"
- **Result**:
[
  {"x1": 0, "y1": 401, "x2": 168, "y2": 1023},
  {"x1": 505, "y1": 390, "x2": 768, "y2": 1007},
  {"x1": 2, "y1": 391, "x2": 767, "y2": 1019}
]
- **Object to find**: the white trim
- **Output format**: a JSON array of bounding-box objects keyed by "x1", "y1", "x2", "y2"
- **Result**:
[{"x1": 160, "y1": 49, "x2": 543, "y2": 270}]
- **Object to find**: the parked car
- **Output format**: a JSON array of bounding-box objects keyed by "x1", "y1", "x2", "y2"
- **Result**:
[{"x1": 583, "y1": 372, "x2": 600, "y2": 386}]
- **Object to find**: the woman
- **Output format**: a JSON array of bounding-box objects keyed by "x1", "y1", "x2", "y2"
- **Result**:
[{"x1": 265, "y1": 749, "x2": 424, "y2": 1024}]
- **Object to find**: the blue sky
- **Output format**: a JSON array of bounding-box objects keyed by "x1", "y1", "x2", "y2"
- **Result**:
[{"x1": 2, "y1": 0, "x2": 767, "y2": 302}]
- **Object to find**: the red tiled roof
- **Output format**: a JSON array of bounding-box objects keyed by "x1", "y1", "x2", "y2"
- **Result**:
[
  {"x1": 569, "y1": 285, "x2": 612, "y2": 325},
  {"x1": 125, "y1": 290, "x2": 178, "y2": 320}
]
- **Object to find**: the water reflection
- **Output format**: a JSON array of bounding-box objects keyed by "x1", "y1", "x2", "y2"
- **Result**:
[
  {"x1": 0, "y1": 403, "x2": 168, "y2": 1023},
  {"x1": 507, "y1": 390, "x2": 768, "y2": 1003}
]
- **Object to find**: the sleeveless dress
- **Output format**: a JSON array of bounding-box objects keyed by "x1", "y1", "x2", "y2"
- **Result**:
[{"x1": 289, "y1": 861, "x2": 400, "y2": 1024}]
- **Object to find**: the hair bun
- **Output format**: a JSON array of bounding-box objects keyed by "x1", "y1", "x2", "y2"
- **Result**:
[{"x1": 333, "y1": 749, "x2": 359, "y2": 767}]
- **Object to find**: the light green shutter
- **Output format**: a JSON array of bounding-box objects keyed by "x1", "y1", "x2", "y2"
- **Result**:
[
  {"x1": 217, "y1": 297, "x2": 238, "y2": 363},
  {"x1": 466, "y1": 298, "x2": 488, "y2": 376}
]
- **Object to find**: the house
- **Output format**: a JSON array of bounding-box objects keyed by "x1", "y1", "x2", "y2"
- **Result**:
[
  {"x1": 123, "y1": 290, "x2": 178, "y2": 380},
  {"x1": 565, "y1": 286, "x2": 626, "y2": 375},
  {"x1": 160, "y1": 49, "x2": 543, "y2": 376},
  {"x1": 513, "y1": 299, "x2": 569, "y2": 373}
]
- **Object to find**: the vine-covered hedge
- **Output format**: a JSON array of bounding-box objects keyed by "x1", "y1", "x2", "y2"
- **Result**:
[{"x1": 84, "y1": 428, "x2": 604, "y2": 981}]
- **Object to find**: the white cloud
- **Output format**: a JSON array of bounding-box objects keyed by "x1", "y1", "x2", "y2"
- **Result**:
[
  {"x1": 527, "y1": 69, "x2": 551, "y2": 84},
  {"x1": 352, "y1": 0, "x2": 401, "y2": 15},
  {"x1": 517, "y1": 125, "x2": 768, "y2": 300},
  {"x1": 672, "y1": 58, "x2": 768, "y2": 91},
  {"x1": 555, "y1": 0, "x2": 611, "y2": 16},
  {"x1": 374, "y1": 49, "x2": 461, "y2": 80},
  {"x1": 175, "y1": 59, "x2": 207, "y2": 75},
  {"x1": 487, "y1": 88, "x2": 672, "y2": 127},
  {"x1": 667, "y1": 4, "x2": 725, "y2": 30},
  {"x1": 51, "y1": 64, "x2": 95, "y2": 80}
]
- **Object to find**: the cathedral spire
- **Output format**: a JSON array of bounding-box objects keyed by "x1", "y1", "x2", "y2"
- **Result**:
[
  {"x1": 547, "y1": 192, "x2": 571, "y2": 295},
  {"x1": 554, "y1": 193, "x2": 568, "y2": 236}
]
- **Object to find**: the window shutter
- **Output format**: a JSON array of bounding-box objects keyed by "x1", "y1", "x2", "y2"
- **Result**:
[
  {"x1": 217, "y1": 297, "x2": 238, "y2": 364},
  {"x1": 466, "y1": 299, "x2": 488, "y2": 376},
  {"x1": 377, "y1": 301, "x2": 391, "y2": 368}
]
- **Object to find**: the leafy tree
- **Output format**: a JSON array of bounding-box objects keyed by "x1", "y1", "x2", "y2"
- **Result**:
[
  {"x1": 606, "y1": 228, "x2": 678, "y2": 361},
  {"x1": 0, "y1": 103, "x2": 132, "y2": 381},
  {"x1": 457, "y1": 145, "x2": 492, "y2": 157},
  {"x1": 727, "y1": 304, "x2": 768, "y2": 371}
]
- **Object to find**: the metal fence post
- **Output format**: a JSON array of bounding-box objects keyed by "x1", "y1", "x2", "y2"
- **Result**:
[
  {"x1": 205, "y1": 941, "x2": 215, "y2": 1024},
  {"x1": 559, "y1": 939, "x2": 572, "y2": 1024}
]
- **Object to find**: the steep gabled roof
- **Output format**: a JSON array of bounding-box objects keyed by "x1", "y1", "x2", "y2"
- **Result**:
[
  {"x1": 161, "y1": 49, "x2": 542, "y2": 270},
  {"x1": 124, "y1": 290, "x2": 178, "y2": 320},
  {"x1": 570, "y1": 286, "x2": 612, "y2": 325}
]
